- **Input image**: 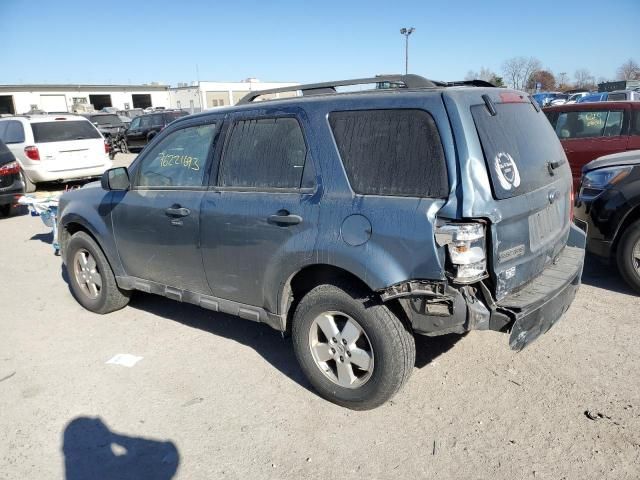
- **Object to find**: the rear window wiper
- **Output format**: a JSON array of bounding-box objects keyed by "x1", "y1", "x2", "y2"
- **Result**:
[{"x1": 547, "y1": 159, "x2": 565, "y2": 174}]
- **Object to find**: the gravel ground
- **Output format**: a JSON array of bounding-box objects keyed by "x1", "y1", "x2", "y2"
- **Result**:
[{"x1": 1, "y1": 161, "x2": 639, "y2": 479}]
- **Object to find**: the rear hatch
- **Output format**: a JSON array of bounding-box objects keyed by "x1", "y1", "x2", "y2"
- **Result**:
[
  {"x1": 471, "y1": 96, "x2": 573, "y2": 299},
  {"x1": 31, "y1": 120, "x2": 107, "y2": 172}
]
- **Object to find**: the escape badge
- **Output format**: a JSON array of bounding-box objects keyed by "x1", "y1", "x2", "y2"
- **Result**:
[{"x1": 494, "y1": 152, "x2": 521, "y2": 191}]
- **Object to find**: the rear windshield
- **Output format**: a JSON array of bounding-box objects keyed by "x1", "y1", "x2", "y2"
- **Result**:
[
  {"x1": 90, "y1": 114, "x2": 123, "y2": 126},
  {"x1": 32, "y1": 121, "x2": 101, "y2": 143},
  {"x1": 472, "y1": 102, "x2": 565, "y2": 200}
]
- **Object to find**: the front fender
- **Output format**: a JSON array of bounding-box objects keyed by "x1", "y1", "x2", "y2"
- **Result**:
[{"x1": 58, "y1": 189, "x2": 125, "y2": 277}]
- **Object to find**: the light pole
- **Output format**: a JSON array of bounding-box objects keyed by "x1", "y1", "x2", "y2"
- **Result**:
[{"x1": 400, "y1": 27, "x2": 415, "y2": 75}]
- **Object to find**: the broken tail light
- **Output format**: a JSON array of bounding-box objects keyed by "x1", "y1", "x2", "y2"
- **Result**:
[{"x1": 435, "y1": 223, "x2": 487, "y2": 283}]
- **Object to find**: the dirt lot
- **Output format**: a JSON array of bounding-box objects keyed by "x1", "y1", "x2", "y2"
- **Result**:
[{"x1": 1, "y1": 158, "x2": 639, "y2": 479}]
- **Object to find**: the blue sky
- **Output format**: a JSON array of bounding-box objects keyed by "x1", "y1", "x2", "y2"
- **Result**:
[{"x1": 1, "y1": 0, "x2": 638, "y2": 86}]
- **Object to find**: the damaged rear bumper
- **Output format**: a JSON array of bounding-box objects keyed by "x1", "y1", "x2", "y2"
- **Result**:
[{"x1": 391, "y1": 223, "x2": 586, "y2": 350}]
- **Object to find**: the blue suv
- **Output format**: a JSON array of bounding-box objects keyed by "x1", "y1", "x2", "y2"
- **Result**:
[{"x1": 58, "y1": 75, "x2": 586, "y2": 409}]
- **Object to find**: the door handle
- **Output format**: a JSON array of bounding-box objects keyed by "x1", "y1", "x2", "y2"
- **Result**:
[
  {"x1": 268, "y1": 210, "x2": 302, "y2": 226},
  {"x1": 165, "y1": 206, "x2": 191, "y2": 217}
]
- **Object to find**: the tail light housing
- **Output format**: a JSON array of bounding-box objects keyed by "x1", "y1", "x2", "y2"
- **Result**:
[
  {"x1": 0, "y1": 161, "x2": 20, "y2": 176},
  {"x1": 436, "y1": 223, "x2": 487, "y2": 283},
  {"x1": 24, "y1": 146, "x2": 40, "y2": 161},
  {"x1": 104, "y1": 140, "x2": 110, "y2": 154}
]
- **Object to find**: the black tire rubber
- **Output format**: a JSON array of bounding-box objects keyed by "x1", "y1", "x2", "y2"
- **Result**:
[
  {"x1": 616, "y1": 220, "x2": 640, "y2": 294},
  {"x1": 20, "y1": 170, "x2": 36, "y2": 193},
  {"x1": 66, "y1": 231, "x2": 131, "y2": 314},
  {"x1": 292, "y1": 282, "x2": 415, "y2": 410},
  {"x1": 0, "y1": 204, "x2": 11, "y2": 217}
]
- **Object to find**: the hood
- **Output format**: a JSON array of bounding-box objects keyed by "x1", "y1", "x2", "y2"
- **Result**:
[{"x1": 583, "y1": 150, "x2": 640, "y2": 173}]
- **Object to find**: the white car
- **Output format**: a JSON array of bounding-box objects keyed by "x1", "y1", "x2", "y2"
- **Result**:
[
  {"x1": 0, "y1": 115, "x2": 112, "y2": 192},
  {"x1": 551, "y1": 92, "x2": 590, "y2": 106}
]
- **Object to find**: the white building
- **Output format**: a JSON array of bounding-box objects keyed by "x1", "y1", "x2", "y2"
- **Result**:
[
  {"x1": 169, "y1": 78, "x2": 299, "y2": 112},
  {"x1": 0, "y1": 84, "x2": 171, "y2": 115}
]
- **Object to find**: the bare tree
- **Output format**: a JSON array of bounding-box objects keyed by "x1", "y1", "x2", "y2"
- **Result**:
[
  {"x1": 574, "y1": 69, "x2": 595, "y2": 89},
  {"x1": 617, "y1": 59, "x2": 640, "y2": 80},
  {"x1": 466, "y1": 67, "x2": 499, "y2": 83},
  {"x1": 557, "y1": 72, "x2": 568, "y2": 89},
  {"x1": 502, "y1": 57, "x2": 542, "y2": 90}
]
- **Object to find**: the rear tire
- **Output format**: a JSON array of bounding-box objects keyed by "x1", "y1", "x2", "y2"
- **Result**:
[
  {"x1": 292, "y1": 282, "x2": 415, "y2": 410},
  {"x1": 616, "y1": 220, "x2": 640, "y2": 294},
  {"x1": 66, "y1": 231, "x2": 131, "y2": 313},
  {"x1": 20, "y1": 170, "x2": 36, "y2": 193}
]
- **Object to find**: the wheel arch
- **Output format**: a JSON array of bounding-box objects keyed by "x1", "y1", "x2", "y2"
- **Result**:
[
  {"x1": 612, "y1": 203, "x2": 640, "y2": 253},
  {"x1": 278, "y1": 264, "x2": 387, "y2": 333},
  {"x1": 59, "y1": 216, "x2": 125, "y2": 279}
]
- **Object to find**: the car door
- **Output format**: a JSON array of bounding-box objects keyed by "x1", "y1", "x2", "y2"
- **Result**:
[
  {"x1": 125, "y1": 116, "x2": 145, "y2": 148},
  {"x1": 200, "y1": 109, "x2": 320, "y2": 312},
  {"x1": 111, "y1": 118, "x2": 220, "y2": 294}
]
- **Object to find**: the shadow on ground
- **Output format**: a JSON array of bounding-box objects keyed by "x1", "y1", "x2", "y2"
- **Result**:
[
  {"x1": 30, "y1": 231, "x2": 53, "y2": 244},
  {"x1": 124, "y1": 292, "x2": 462, "y2": 394},
  {"x1": 62, "y1": 416, "x2": 179, "y2": 480},
  {"x1": 581, "y1": 253, "x2": 635, "y2": 295}
]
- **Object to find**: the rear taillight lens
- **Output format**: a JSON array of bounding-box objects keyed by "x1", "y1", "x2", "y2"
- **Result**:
[
  {"x1": 24, "y1": 146, "x2": 40, "y2": 161},
  {"x1": 0, "y1": 161, "x2": 20, "y2": 176},
  {"x1": 436, "y1": 223, "x2": 487, "y2": 283},
  {"x1": 104, "y1": 140, "x2": 110, "y2": 154}
]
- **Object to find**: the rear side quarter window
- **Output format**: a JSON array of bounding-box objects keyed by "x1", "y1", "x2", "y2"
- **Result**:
[
  {"x1": 0, "y1": 120, "x2": 25, "y2": 144},
  {"x1": 328, "y1": 109, "x2": 448, "y2": 198}
]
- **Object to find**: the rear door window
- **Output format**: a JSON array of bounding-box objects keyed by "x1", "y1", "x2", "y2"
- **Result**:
[
  {"x1": 603, "y1": 111, "x2": 623, "y2": 136},
  {"x1": 631, "y1": 110, "x2": 640, "y2": 136},
  {"x1": 219, "y1": 117, "x2": 309, "y2": 189},
  {"x1": 329, "y1": 109, "x2": 448, "y2": 198},
  {"x1": 31, "y1": 121, "x2": 101, "y2": 143},
  {"x1": 472, "y1": 102, "x2": 565, "y2": 200}
]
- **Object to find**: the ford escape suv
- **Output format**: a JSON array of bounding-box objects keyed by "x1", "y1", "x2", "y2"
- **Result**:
[{"x1": 57, "y1": 75, "x2": 586, "y2": 410}]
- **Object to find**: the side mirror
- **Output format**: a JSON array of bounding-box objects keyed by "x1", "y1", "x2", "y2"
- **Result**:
[{"x1": 101, "y1": 167, "x2": 130, "y2": 191}]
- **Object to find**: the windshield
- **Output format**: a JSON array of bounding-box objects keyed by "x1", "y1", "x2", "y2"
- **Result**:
[
  {"x1": 32, "y1": 121, "x2": 101, "y2": 143},
  {"x1": 90, "y1": 114, "x2": 124, "y2": 126},
  {"x1": 472, "y1": 102, "x2": 566, "y2": 200}
]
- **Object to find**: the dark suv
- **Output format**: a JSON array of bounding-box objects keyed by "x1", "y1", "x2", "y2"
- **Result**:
[
  {"x1": 575, "y1": 150, "x2": 640, "y2": 292},
  {"x1": 124, "y1": 110, "x2": 188, "y2": 150},
  {"x1": 57, "y1": 75, "x2": 586, "y2": 409}
]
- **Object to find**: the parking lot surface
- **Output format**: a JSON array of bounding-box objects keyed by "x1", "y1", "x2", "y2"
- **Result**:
[{"x1": 1, "y1": 175, "x2": 639, "y2": 479}]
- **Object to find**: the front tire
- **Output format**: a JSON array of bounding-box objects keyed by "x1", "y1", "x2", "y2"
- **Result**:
[
  {"x1": 66, "y1": 231, "x2": 131, "y2": 313},
  {"x1": 292, "y1": 282, "x2": 415, "y2": 410},
  {"x1": 617, "y1": 220, "x2": 640, "y2": 294}
]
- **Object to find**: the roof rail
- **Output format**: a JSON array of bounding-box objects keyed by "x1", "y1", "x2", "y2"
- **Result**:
[
  {"x1": 237, "y1": 74, "x2": 439, "y2": 104},
  {"x1": 445, "y1": 80, "x2": 496, "y2": 88}
]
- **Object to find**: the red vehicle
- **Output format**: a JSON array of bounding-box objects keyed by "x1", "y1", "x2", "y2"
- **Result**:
[{"x1": 544, "y1": 101, "x2": 640, "y2": 190}]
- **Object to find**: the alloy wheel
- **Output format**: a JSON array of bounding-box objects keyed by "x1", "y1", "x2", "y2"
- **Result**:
[
  {"x1": 308, "y1": 311, "x2": 374, "y2": 389},
  {"x1": 73, "y1": 248, "x2": 102, "y2": 299}
]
